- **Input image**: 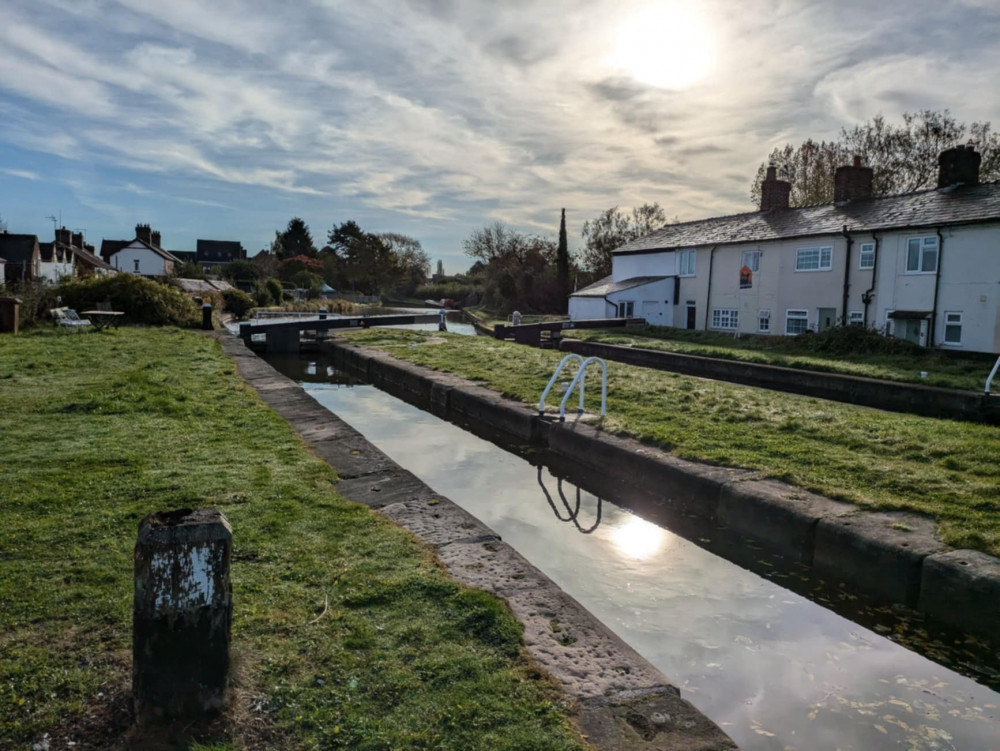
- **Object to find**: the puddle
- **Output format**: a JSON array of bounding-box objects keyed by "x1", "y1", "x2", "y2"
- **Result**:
[{"x1": 273, "y1": 360, "x2": 1000, "y2": 751}]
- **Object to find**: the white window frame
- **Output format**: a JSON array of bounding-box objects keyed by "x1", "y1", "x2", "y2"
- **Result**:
[
  {"x1": 678, "y1": 249, "x2": 696, "y2": 277},
  {"x1": 905, "y1": 236, "x2": 939, "y2": 274},
  {"x1": 795, "y1": 246, "x2": 833, "y2": 272},
  {"x1": 741, "y1": 250, "x2": 761, "y2": 272},
  {"x1": 133, "y1": 258, "x2": 140, "y2": 273},
  {"x1": 785, "y1": 309, "x2": 809, "y2": 335},
  {"x1": 758, "y1": 309, "x2": 771, "y2": 333},
  {"x1": 617, "y1": 300, "x2": 634, "y2": 318},
  {"x1": 858, "y1": 242, "x2": 875, "y2": 270},
  {"x1": 711, "y1": 308, "x2": 739, "y2": 330},
  {"x1": 848, "y1": 311, "x2": 864, "y2": 326},
  {"x1": 943, "y1": 311, "x2": 962, "y2": 346}
]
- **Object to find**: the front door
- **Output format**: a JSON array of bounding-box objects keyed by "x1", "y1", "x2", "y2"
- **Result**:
[
  {"x1": 686, "y1": 305, "x2": 696, "y2": 329},
  {"x1": 817, "y1": 307, "x2": 837, "y2": 332}
]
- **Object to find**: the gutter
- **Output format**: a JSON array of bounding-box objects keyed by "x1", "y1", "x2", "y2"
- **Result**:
[
  {"x1": 930, "y1": 228, "x2": 944, "y2": 347},
  {"x1": 840, "y1": 225, "x2": 853, "y2": 325},
  {"x1": 861, "y1": 232, "x2": 880, "y2": 327},
  {"x1": 703, "y1": 245, "x2": 718, "y2": 330}
]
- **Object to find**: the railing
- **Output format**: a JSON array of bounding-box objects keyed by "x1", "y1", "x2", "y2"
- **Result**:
[{"x1": 538, "y1": 354, "x2": 608, "y2": 420}]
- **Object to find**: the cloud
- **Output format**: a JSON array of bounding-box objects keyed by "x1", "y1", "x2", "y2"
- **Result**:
[{"x1": 0, "y1": 168, "x2": 39, "y2": 180}]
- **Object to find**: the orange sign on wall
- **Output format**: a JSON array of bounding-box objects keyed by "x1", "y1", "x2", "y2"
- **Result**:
[{"x1": 739, "y1": 265, "x2": 753, "y2": 289}]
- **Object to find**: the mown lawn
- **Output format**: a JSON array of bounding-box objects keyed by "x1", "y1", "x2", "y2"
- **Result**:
[
  {"x1": 562, "y1": 326, "x2": 994, "y2": 392},
  {"x1": 0, "y1": 328, "x2": 586, "y2": 750},
  {"x1": 341, "y1": 329, "x2": 1000, "y2": 557}
]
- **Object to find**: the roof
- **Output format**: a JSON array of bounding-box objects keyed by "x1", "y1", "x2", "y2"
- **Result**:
[
  {"x1": 174, "y1": 278, "x2": 234, "y2": 293},
  {"x1": 39, "y1": 242, "x2": 55, "y2": 262},
  {"x1": 196, "y1": 239, "x2": 244, "y2": 261},
  {"x1": 171, "y1": 250, "x2": 197, "y2": 263},
  {"x1": 0, "y1": 234, "x2": 40, "y2": 263},
  {"x1": 74, "y1": 245, "x2": 115, "y2": 271},
  {"x1": 570, "y1": 275, "x2": 669, "y2": 298},
  {"x1": 100, "y1": 239, "x2": 130, "y2": 261},
  {"x1": 614, "y1": 181, "x2": 1000, "y2": 256}
]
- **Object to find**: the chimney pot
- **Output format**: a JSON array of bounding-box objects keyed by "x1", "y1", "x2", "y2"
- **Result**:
[
  {"x1": 135, "y1": 224, "x2": 153, "y2": 244},
  {"x1": 760, "y1": 166, "x2": 791, "y2": 211},
  {"x1": 853, "y1": 155, "x2": 862, "y2": 167}
]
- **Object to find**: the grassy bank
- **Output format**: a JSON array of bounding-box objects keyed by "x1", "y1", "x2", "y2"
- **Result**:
[
  {"x1": 562, "y1": 327, "x2": 993, "y2": 392},
  {"x1": 0, "y1": 329, "x2": 586, "y2": 750},
  {"x1": 340, "y1": 329, "x2": 1000, "y2": 557}
]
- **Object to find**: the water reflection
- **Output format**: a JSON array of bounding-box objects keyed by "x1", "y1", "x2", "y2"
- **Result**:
[
  {"x1": 282, "y1": 372, "x2": 1000, "y2": 751},
  {"x1": 537, "y1": 466, "x2": 602, "y2": 533}
]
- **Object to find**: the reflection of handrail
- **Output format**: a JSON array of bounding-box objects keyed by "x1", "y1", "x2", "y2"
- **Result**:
[
  {"x1": 536, "y1": 467, "x2": 602, "y2": 534},
  {"x1": 538, "y1": 354, "x2": 608, "y2": 420}
]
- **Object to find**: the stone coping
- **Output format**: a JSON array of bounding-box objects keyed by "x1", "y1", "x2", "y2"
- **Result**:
[
  {"x1": 324, "y1": 339, "x2": 1000, "y2": 645},
  {"x1": 215, "y1": 331, "x2": 737, "y2": 751}
]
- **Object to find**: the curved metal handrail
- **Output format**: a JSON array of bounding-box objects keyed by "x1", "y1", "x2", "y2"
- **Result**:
[
  {"x1": 557, "y1": 356, "x2": 607, "y2": 420},
  {"x1": 538, "y1": 353, "x2": 583, "y2": 415}
]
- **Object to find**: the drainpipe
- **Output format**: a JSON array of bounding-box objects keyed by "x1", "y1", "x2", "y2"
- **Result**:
[
  {"x1": 929, "y1": 228, "x2": 944, "y2": 347},
  {"x1": 703, "y1": 245, "x2": 718, "y2": 330},
  {"x1": 603, "y1": 296, "x2": 616, "y2": 318},
  {"x1": 840, "y1": 225, "x2": 853, "y2": 326},
  {"x1": 861, "y1": 232, "x2": 880, "y2": 327}
]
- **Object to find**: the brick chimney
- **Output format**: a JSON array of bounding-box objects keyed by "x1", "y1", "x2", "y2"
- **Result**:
[
  {"x1": 151, "y1": 230, "x2": 161, "y2": 248},
  {"x1": 72, "y1": 232, "x2": 83, "y2": 248},
  {"x1": 56, "y1": 226, "x2": 72, "y2": 246},
  {"x1": 937, "y1": 145, "x2": 981, "y2": 188},
  {"x1": 135, "y1": 224, "x2": 152, "y2": 244},
  {"x1": 834, "y1": 155, "x2": 874, "y2": 202},
  {"x1": 760, "y1": 165, "x2": 791, "y2": 211}
]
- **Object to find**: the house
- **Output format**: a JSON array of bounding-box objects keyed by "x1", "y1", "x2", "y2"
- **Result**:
[
  {"x1": 0, "y1": 233, "x2": 41, "y2": 284},
  {"x1": 195, "y1": 239, "x2": 246, "y2": 275},
  {"x1": 570, "y1": 146, "x2": 1000, "y2": 353},
  {"x1": 102, "y1": 224, "x2": 181, "y2": 277}
]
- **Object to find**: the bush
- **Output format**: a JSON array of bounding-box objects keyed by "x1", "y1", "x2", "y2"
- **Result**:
[
  {"x1": 222, "y1": 288, "x2": 255, "y2": 319},
  {"x1": 265, "y1": 277, "x2": 283, "y2": 305},
  {"x1": 5, "y1": 281, "x2": 57, "y2": 328},
  {"x1": 798, "y1": 325, "x2": 923, "y2": 356},
  {"x1": 57, "y1": 274, "x2": 200, "y2": 327}
]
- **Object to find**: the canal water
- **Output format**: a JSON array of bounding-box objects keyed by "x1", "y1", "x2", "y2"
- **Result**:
[{"x1": 271, "y1": 360, "x2": 1000, "y2": 751}]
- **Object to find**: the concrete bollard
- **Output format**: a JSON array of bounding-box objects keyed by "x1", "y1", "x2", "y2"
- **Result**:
[
  {"x1": 439, "y1": 309, "x2": 447, "y2": 331},
  {"x1": 202, "y1": 301, "x2": 213, "y2": 331},
  {"x1": 133, "y1": 508, "x2": 233, "y2": 728}
]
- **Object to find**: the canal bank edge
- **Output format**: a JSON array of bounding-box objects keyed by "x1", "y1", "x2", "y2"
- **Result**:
[
  {"x1": 324, "y1": 338, "x2": 1000, "y2": 644},
  {"x1": 216, "y1": 331, "x2": 739, "y2": 751}
]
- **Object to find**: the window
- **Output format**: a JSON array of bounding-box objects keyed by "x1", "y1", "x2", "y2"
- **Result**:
[
  {"x1": 785, "y1": 309, "x2": 809, "y2": 335},
  {"x1": 796, "y1": 246, "x2": 833, "y2": 271},
  {"x1": 848, "y1": 311, "x2": 864, "y2": 326},
  {"x1": 944, "y1": 312, "x2": 962, "y2": 345},
  {"x1": 133, "y1": 259, "x2": 140, "y2": 272},
  {"x1": 758, "y1": 309, "x2": 771, "y2": 333},
  {"x1": 678, "y1": 249, "x2": 696, "y2": 276},
  {"x1": 617, "y1": 301, "x2": 634, "y2": 318},
  {"x1": 859, "y1": 242, "x2": 875, "y2": 270},
  {"x1": 711, "y1": 308, "x2": 739, "y2": 330},
  {"x1": 741, "y1": 250, "x2": 761, "y2": 272},
  {"x1": 905, "y1": 236, "x2": 938, "y2": 273}
]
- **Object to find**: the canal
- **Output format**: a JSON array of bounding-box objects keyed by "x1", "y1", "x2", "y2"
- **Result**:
[{"x1": 266, "y1": 353, "x2": 1000, "y2": 751}]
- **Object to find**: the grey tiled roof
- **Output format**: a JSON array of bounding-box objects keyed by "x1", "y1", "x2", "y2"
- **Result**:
[
  {"x1": 571, "y1": 275, "x2": 669, "y2": 298},
  {"x1": 615, "y1": 181, "x2": 1000, "y2": 255}
]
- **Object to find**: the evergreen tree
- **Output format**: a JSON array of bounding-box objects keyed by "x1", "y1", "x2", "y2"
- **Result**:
[
  {"x1": 273, "y1": 217, "x2": 317, "y2": 260},
  {"x1": 557, "y1": 208, "x2": 570, "y2": 306}
]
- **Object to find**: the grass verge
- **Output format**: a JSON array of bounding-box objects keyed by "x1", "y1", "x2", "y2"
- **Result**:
[
  {"x1": 562, "y1": 326, "x2": 993, "y2": 392},
  {"x1": 339, "y1": 329, "x2": 1000, "y2": 557},
  {"x1": 0, "y1": 328, "x2": 586, "y2": 750}
]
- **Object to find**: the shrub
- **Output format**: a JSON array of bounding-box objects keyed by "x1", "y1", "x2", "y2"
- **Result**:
[
  {"x1": 221, "y1": 288, "x2": 255, "y2": 319},
  {"x1": 799, "y1": 325, "x2": 923, "y2": 355},
  {"x1": 265, "y1": 277, "x2": 283, "y2": 305},
  {"x1": 57, "y1": 274, "x2": 200, "y2": 327}
]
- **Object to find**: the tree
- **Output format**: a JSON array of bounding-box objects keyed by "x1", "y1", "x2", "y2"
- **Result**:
[
  {"x1": 379, "y1": 233, "x2": 430, "y2": 297},
  {"x1": 272, "y1": 217, "x2": 317, "y2": 261},
  {"x1": 221, "y1": 258, "x2": 264, "y2": 282},
  {"x1": 557, "y1": 208, "x2": 570, "y2": 304},
  {"x1": 435, "y1": 259, "x2": 445, "y2": 280},
  {"x1": 580, "y1": 203, "x2": 667, "y2": 278},
  {"x1": 750, "y1": 110, "x2": 1000, "y2": 207}
]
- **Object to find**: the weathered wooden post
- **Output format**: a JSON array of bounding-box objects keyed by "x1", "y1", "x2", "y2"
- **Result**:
[
  {"x1": 133, "y1": 508, "x2": 232, "y2": 728},
  {"x1": 202, "y1": 300, "x2": 213, "y2": 330},
  {"x1": 0, "y1": 296, "x2": 22, "y2": 334}
]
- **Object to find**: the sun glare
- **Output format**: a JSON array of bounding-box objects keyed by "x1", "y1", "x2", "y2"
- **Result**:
[
  {"x1": 607, "y1": 3, "x2": 714, "y2": 90},
  {"x1": 610, "y1": 515, "x2": 668, "y2": 560}
]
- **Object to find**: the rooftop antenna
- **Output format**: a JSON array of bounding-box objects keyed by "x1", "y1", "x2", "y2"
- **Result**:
[{"x1": 45, "y1": 214, "x2": 59, "y2": 235}]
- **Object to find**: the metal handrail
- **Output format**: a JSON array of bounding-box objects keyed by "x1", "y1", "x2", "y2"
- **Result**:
[
  {"x1": 986, "y1": 354, "x2": 1000, "y2": 395},
  {"x1": 538, "y1": 354, "x2": 607, "y2": 420}
]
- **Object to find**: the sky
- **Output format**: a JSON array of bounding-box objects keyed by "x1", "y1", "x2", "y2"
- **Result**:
[{"x1": 1, "y1": 0, "x2": 999, "y2": 274}]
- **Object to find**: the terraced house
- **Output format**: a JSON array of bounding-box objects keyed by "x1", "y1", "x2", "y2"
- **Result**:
[{"x1": 570, "y1": 146, "x2": 1000, "y2": 353}]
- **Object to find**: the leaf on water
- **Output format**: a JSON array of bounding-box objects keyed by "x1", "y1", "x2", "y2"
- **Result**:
[{"x1": 874, "y1": 724, "x2": 888, "y2": 734}]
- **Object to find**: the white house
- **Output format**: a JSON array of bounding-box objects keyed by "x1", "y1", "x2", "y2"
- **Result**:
[
  {"x1": 104, "y1": 224, "x2": 180, "y2": 277},
  {"x1": 570, "y1": 146, "x2": 1000, "y2": 353}
]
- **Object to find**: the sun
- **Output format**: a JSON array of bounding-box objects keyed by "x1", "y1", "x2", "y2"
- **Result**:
[{"x1": 607, "y1": 3, "x2": 715, "y2": 90}]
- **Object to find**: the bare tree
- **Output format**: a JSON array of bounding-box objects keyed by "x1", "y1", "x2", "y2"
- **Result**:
[{"x1": 580, "y1": 203, "x2": 667, "y2": 278}]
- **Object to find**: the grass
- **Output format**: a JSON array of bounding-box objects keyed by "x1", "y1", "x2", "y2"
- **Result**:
[
  {"x1": 561, "y1": 326, "x2": 995, "y2": 392},
  {"x1": 339, "y1": 328, "x2": 1000, "y2": 557},
  {"x1": 0, "y1": 328, "x2": 587, "y2": 750}
]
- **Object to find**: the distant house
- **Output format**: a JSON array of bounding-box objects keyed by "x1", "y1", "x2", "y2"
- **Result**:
[
  {"x1": 0, "y1": 233, "x2": 41, "y2": 284},
  {"x1": 195, "y1": 239, "x2": 246, "y2": 275},
  {"x1": 102, "y1": 224, "x2": 181, "y2": 277},
  {"x1": 570, "y1": 146, "x2": 1000, "y2": 353}
]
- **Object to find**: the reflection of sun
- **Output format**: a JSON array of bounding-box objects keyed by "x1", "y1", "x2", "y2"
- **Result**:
[
  {"x1": 611, "y1": 515, "x2": 667, "y2": 560},
  {"x1": 607, "y1": 3, "x2": 714, "y2": 90}
]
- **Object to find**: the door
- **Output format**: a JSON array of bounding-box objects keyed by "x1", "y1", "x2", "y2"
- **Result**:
[
  {"x1": 686, "y1": 305, "x2": 696, "y2": 329},
  {"x1": 641, "y1": 300, "x2": 659, "y2": 322},
  {"x1": 817, "y1": 307, "x2": 837, "y2": 332}
]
